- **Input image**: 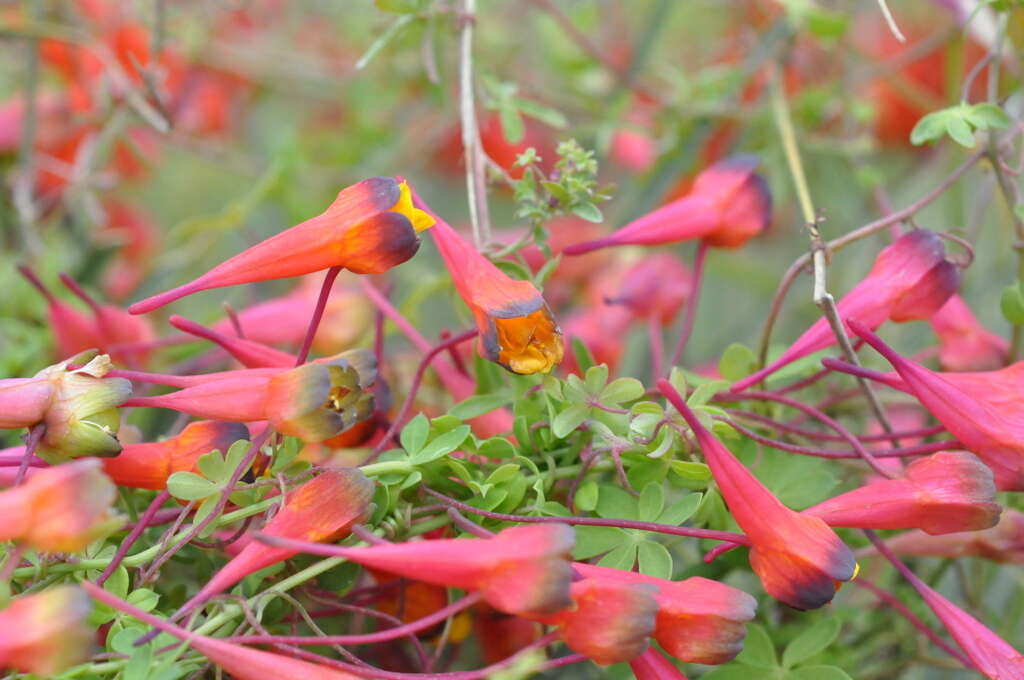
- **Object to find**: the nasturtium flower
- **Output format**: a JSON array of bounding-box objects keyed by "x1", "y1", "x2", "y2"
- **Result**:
[
  {"x1": 474, "y1": 604, "x2": 543, "y2": 664},
  {"x1": 0, "y1": 458, "x2": 122, "y2": 553},
  {"x1": 122, "y1": 351, "x2": 376, "y2": 443},
  {"x1": 0, "y1": 352, "x2": 131, "y2": 462},
  {"x1": 659, "y1": 379, "x2": 857, "y2": 610},
  {"x1": 427, "y1": 212, "x2": 563, "y2": 374},
  {"x1": 170, "y1": 467, "x2": 373, "y2": 622},
  {"x1": 102, "y1": 420, "x2": 249, "y2": 489},
  {"x1": 129, "y1": 176, "x2": 434, "y2": 314},
  {"x1": 563, "y1": 154, "x2": 771, "y2": 255},
  {"x1": 806, "y1": 451, "x2": 1001, "y2": 535},
  {"x1": 630, "y1": 648, "x2": 690, "y2": 680},
  {"x1": 0, "y1": 586, "x2": 93, "y2": 676},
  {"x1": 931, "y1": 294, "x2": 1008, "y2": 371},
  {"x1": 607, "y1": 253, "x2": 692, "y2": 326},
  {"x1": 733, "y1": 229, "x2": 960, "y2": 392},
  {"x1": 882, "y1": 509, "x2": 1024, "y2": 565},
  {"x1": 573, "y1": 563, "x2": 757, "y2": 664},
  {"x1": 171, "y1": 314, "x2": 297, "y2": 368}
]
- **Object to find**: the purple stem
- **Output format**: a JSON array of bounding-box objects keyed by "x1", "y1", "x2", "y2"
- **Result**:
[
  {"x1": 725, "y1": 409, "x2": 946, "y2": 443},
  {"x1": 294, "y1": 266, "x2": 342, "y2": 366},
  {"x1": 15, "y1": 424, "x2": 45, "y2": 486},
  {"x1": 670, "y1": 239, "x2": 709, "y2": 367},
  {"x1": 97, "y1": 490, "x2": 171, "y2": 585}
]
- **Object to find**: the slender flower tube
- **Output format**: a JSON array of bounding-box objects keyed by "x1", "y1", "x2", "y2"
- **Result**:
[
  {"x1": 847, "y1": 321, "x2": 1024, "y2": 490},
  {"x1": 930, "y1": 294, "x2": 1008, "y2": 371},
  {"x1": 880, "y1": 509, "x2": 1024, "y2": 564},
  {"x1": 0, "y1": 353, "x2": 132, "y2": 462},
  {"x1": 870, "y1": 536, "x2": 1024, "y2": 679},
  {"x1": 170, "y1": 315, "x2": 300, "y2": 368},
  {"x1": 563, "y1": 154, "x2": 772, "y2": 255},
  {"x1": 732, "y1": 229, "x2": 960, "y2": 391},
  {"x1": 171, "y1": 467, "x2": 373, "y2": 621},
  {"x1": 805, "y1": 451, "x2": 1001, "y2": 534},
  {"x1": 255, "y1": 524, "x2": 575, "y2": 618},
  {"x1": 534, "y1": 578, "x2": 658, "y2": 665},
  {"x1": 122, "y1": 353, "x2": 375, "y2": 443},
  {"x1": 17, "y1": 265, "x2": 101, "y2": 359},
  {"x1": 102, "y1": 420, "x2": 249, "y2": 489},
  {"x1": 129, "y1": 177, "x2": 434, "y2": 314},
  {"x1": 630, "y1": 648, "x2": 689, "y2": 679},
  {"x1": 606, "y1": 253, "x2": 692, "y2": 326},
  {"x1": 573, "y1": 563, "x2": 757, "y2": 664},
  {"x1": 0, "y1": 586, "x2": 93, "y2": 676},
  {"x1": 658, "y1": 379, "x2": 857, "y2": 610},
  {"x1": 0, "y1": 459, "x2": 121, "y2": 553},
  {"x1": 82, "y1": 583, "x2": 364, "y2": 680},
  {"x1": 422, "y1": 202, "x2": 563, "y2": 374}
]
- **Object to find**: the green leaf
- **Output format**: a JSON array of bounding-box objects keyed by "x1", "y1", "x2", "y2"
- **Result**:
[
  {"x1": 571, "y1": 337, "x2": 596, "y2": 374},
  {"x1": 541, "y1": 181, "x2": 573, "y2": 205},
  {"x1": 534, "y1": 254, "x2": 563, "y2": 288},
  {"x1": 687, "y1": 380, "x2": 729, "y2": 407},
  {"x1": 571, "y1": 201, "x2": 603, "y2": 223},
  {"x1": 1001, "y1": 283, "x2": 1024, "y2": 325},
  {"x1": 355, "y1": 14, "x2": 415, "y2": 70},
  {"x1": 910, "y1": 110, "x2": 949, "y2": 145},
  {"x1": 192, "y1": 496, "x2": 220, "y2": 538},
  {"x1": 584, "y1": 364, "x2": 609, "y2": 394},
  {"x1": 400, "y1": 413, "x2": 430, "y2": 455},
  {"x1": 486, "y1": 463, "x2": 521, "y2": 485},
  {"x1": 701, "y1": 666, "x2": 762, "y2": 680},
  {"x1": 719, "y1": 343, "x2": 757, "y2": 381},
  {"x1": 167, "y1": 472, "x2": 217, "y2": 501},
  {"x1": 499, "y1": 105, "x2": 525, "y2": 144},
  {"x1": 637, "y1": 483, "x2": 665, "y2": 520},
  {"x1": 573, "y1": 526, "x2": 627, "y2": 559},
  {"x1": 110, "y1": 627, "x2": 147, "y2": 655},
  {"x1": 375, "y1": 0, "x2": 426, "y2": 12},
  {"x1": 126, "y1": 588, "x2": 159, "y2": 612},
  {"x1": 104, "y1": 566, "x2": 130, "y2": 599},
  {"x1": 637, "y1": 541, "x2": 673, "y2": 579},
  {"x1": 478, "y1": 437, "x2": 517, "y2": 458},
  {"x1": 669, "y1": 460, "x2": 712, "y2": 481},
  {"x1": 412, "y1": 424, "x2": 471, "y2": 464},
  {"x1": 552, "y1": 404, "x2": 591, "y2": 438},
  {"x1": 196, "y1": 450, "x2": 226, "y2": 481},
  {"x1": 945, "y1": 115, "x2": 976, "y2": 147},
  {"x1": 595, "y1": 484, "x2": 637, "y2": 520},
  {"x1": 964, "y1": 102, "x2": 1010, "y2": 130},
  {"x1": 736, "y1": 623, "x2": 778, "y2": 668},
  {"x1": 787, "y1": 666, "x2": 852, "y2": 680},
  {"x1": 574, "y1": 480, "x2": 599, "y2": 512},
  {"x1": 596, "y1": 542, "x2": 637, "y2": 570},
  {"x1": 223, "y1": 439, "x2": 251, "y2": 474},
  {"x1": 600, "y1": 377, "x2": 644, "y2": 405},
  {"x1": 516, "y1": 98, "x2": 569, "y2": 129},
  {"x1": 449, "y1": 393, "x2": 513, "y2": 420},
  {"x1": 124, "y1": 642, "x2": 153, "y2": 680},
  {"x1": 783, "y1": 617, "x2": 841, "y2": 668},
  {"x1": 657, "y1": 492, "x2": 703, "y2": 525}
]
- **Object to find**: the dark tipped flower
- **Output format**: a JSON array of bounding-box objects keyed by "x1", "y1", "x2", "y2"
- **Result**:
[
  {"x1": 848, "y1": 321, "x2": 1024, "y2": 490},
  {"x1": 0, "y1": 353, "x2": 132, "y2": 462},
  {"x1": 172, "y1": 467, "x2": 373, "y2": 621},
  {"x1": 733, "y1": 229, "x2": 960, "y2": 392},
  {"x1": 574, "y1": 563, "x2": 757, "y2": 664},
  {"x1": 563, "y1": 154, "x2": 771, "y2": 255},
  {"x1": 607, "y1": 254, "x2": 692, "y2": 326},
  {"x1": 0, "y1": 458, "x2": 121, "y2": 553},
  {"x1": 129, "y1": 177, "x2": 434, "y2": 314},
  {"x1": 535, "y1": 578, "x2": 658, "y2": 665},
  {"x1": 931, "y1": 294, "x2": 1008, "y2": 371},
  {"x1": 0, "y1": 586, "x2": 93, "y2": 676},
  {"x1": 659, "y1": 379, "x2": 857, "y2": 610},
  {"x1": 806, "y1": 451, "x2": 1001, "y2": 535},
  {"x1": 102, "y1": 420, "x2": 249, "y2": 489},
  {"x1": 427, "y1": 211, "x2": 563, "y2": 374},
  {"x1": 122, "y1": 353, "x2": 375, "y2": 443}
]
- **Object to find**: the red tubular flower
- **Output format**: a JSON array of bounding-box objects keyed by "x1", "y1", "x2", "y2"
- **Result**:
[
  {"x1": 0, "y1": 458, "x2": 121, "y2": 553},
  {"x1": 0, "y1": 586, "x2": 93, "y2": 676},
  {"x1": 129, "y1": 177, "x2": 434, "y2": 314},
  {"x1": 606, "y1": 254, "x2": 692, "y2": 326},
  {"x1": 658, "y1": 379, "x2": 857, "y2": 610},
  {"x1": 102, "y1": 420, "x2": 249, "y2": 489},
  {"x1": 805, "y1": 451, "x2": 1001, "y2": 534},
  {"x1": 17, "y1": 265, "x2": 101, "y2": 359},
  {"x1": 259, "y1": 524, "x2": 575, "y2": 618},
  {"x1": 83, "y1": 583, "x2": 364, "y2": 680},
  {"x1": 630, "y1": 648, "x2": 689, "y2": 680},
  {"x1": 563, "y1": 154, "x2": 771, "y2": 255},
  {"x1": 535, "y1": 578, "x2": 658, "y2": 665},
  {"x1": 733, "y1": 229, "x2": 960, "y2": 391},
  {"x1": 847, "y1": 321, "x2": 1024, "y2": 490},
  {"x1": 474, "y1": 605, "x2": 543, "y2": 664},
  {"x1": 423, "y1": 204, "x2": 563, "y2": 374},
  {"x1": 930, "y1": 294, "x2": 1008, "y2": 371},
  {"x1": 573, "y1": 563, "x2": 756, "y2": 664},
  {"x1": 170, "y1": 315, "x2": 298, "y2": 368},
  {"x1": 173, "y1": 467, "x2": 373, "y2": 620},
  {"x1": 122, "y1": 352, "x2": 375, "y2": 443},
  {"x1": 882, "y1": 509, "x2": 1024, "y2": 565}
]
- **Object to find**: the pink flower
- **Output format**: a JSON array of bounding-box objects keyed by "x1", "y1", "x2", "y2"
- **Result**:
[
  {"x1": 805, "y1": 451, "x2": 1000, "y2": 534},
  {"x1": 732, "y1": 229, "x2": 960, "y2": 392},
  {"x1": 659, "y1": 379, "x2": 857, "y2": 609},
  {"x1": 606, "y1": 253, "x2": 692, "y2": 326},
  {"x1": 563, "y1": 154, "x2": 771, "y2": 255},
  {"x1": 0, "y1": 586, "x2": 93, "y2": 676},
  {"x1": 629, "y1": 648, "x2": 689, "y2": 679},
  {"x1": 882, "y1": 509, "x2": 1024, "y2": 565},
  {"x1": 931, "y1": 294, "x2": 1008, "y2": 371}
]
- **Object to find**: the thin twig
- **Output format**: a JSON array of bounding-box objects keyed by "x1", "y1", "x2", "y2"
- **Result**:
[
  {"x1": 876, "y1": 0, "x2": 905, "y2": 43},
  {"x1": 669, "y1": 240, "x2": 709, "y2": 368},
  {"x1": 458, "y1": 0, "x2": 491, "y2": 249}
]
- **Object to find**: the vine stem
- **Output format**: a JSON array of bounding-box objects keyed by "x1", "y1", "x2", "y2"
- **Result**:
[
  {"x1": 96, "y1": 490, "x2": 171, "y2": 585},
  {"x1": 669, "y1": 240, "x2": 709, "y2": 368},
  {"x1": 458, "y1": 0, "x2": 491, "y2": 249},
  {"x1": 768, "y1": 64, "x2": 898, "y2": 449},
  {"x1": 293, "y1": 266, "x2": 342, "y2": 365},
  {"x1": 14, "y1": 423, "x2": 45, "y2": 486}
]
